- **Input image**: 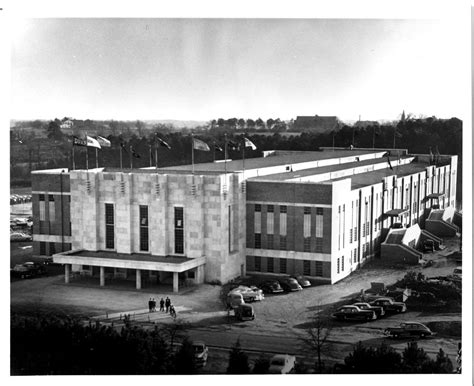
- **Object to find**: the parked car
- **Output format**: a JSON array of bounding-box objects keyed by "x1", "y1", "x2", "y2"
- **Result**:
[
  {"x1": 230, "y1": 285, "x2": 264, "y2": 302},
  {"x1": 10, "y1": 232, "x2": 32, "y2": 242},
  {"x1": 191, "y1": 341, "x2": 208, "y2": 366},
  {"x1": 352, "y1": 302, "x2": 385, "y2": 317},
  {"x1": 268, "y1": 354, "x2": 296, "y2": 374},
  {"x1": 11, "y1": 262, "x2": 46, "y2": 279},
  {"x1": 370, "y1": 297, "x2": 407, "y2": 313},
  {"x1": 234, "y1": 304, "x2": 255, "y2": 321},
  {"x1": 453, "y1": 267, "x2": 462, "y2": 280},
  {"x1": 259, "y1": 281, "x2": 284, "y2": 294},
  {"x1": 226, "y1": 292, "x2": 245, "y2": 309},
  {"x1": 292, "y1": 275, "x2": 311, "y2": 287},
  {"x1": 332, "y1": 305, "x2": 377, "y2": 321},
  {"x1": 423, "y1": 239, "x2": 435, "y2": 252},
  {"x1": 384, "y1": 322, "x2": 434, "y2": 339},
  {"x1": 279, "y1": 278, "x2": 303, "y2": 292}
]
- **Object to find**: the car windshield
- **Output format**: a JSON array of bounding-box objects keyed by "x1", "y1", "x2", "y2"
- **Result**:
[{"x1": 271, "y1": 359, "x2": 284, "y2": 366}]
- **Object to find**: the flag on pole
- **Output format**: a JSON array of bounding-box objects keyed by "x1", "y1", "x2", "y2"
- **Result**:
[
  {"x1": 120, "y1": 142, "x2": 128, "y2": 153},
  {"x1": 86, "y1": 135, "x2": 101, "y2": 149},
  {"x1": 96, "y1": 136, "x2": 111, "y2": 147},
  {"x1": 193, "y1": 138, "x2": 210, "y2": 151},
  {"x1": 244, "y1": 137, "x2": 257, "y2": 150},
  {"x1": 156, "y1": 136, "x2": 171, "y2": 149},
  {"x1": 131, "y1": 147, "x2": 141, "y2": 158},
  {"x1": 214, "y1": 144, "x2": 224, "y2": 152},
  {"x1": 73, "y1": 136, "x2": 87, "y2": 147}
]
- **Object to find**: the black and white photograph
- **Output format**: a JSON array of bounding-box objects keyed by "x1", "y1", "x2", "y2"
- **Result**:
[{"x1": 4, "y1": 0, "x2": 471, "y2": 382}]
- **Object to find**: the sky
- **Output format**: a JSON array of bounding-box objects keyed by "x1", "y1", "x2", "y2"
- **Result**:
[{"x1": 10, "y1": 17, "x2": 466, "y2": 122}]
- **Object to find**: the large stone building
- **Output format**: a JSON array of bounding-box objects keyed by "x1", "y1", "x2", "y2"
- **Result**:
[{"x1": 31, "y1": 148, "x2": 459, "y2": 291}]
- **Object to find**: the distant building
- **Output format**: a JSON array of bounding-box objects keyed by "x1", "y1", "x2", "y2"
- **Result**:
[
  {"x1": 294, "y1": 115, "x2": 341, "y2": 132},
  {"x1": 354, "y1": 120, "x2": 380, "y2": 128},
  {"x1": 60, "y1": 119, "x2": 74, "y2": 129},
  {"x1": 31, "y1": 148, "x2": 458, "y2": 291}
]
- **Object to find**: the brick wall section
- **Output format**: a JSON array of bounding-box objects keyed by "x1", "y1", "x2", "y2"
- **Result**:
[
  {"x1": 246, "y1": 181, "x2": 332, "y2": 204},
  {"x1": 31, "y1": 172, "x2": 71, "y2": 256}
]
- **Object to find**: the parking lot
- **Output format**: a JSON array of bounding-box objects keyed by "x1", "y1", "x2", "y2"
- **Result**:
[{"x1": 11, "y1": 236, "x2": 462, "y2": 370}]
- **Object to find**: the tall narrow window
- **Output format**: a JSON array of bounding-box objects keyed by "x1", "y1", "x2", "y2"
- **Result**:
[
  {"x1": 39, "y1": 242, "x2": 46, "y2": 255},
  {"x1": 315, "y1": 207, "x2": 324, "y2": 237},
  {"x1": 315, "y1": 238, "x2": 323, "y2": 252},
  {"x1": 303, "y1": 260, "x2": 311, "y2": 276},
  {"x1": 255, "y1": 233, "x2": 261, "y2": 249},
  {"x1": 267, "y1": 205, "x2": 274, "y2": 249},
  {"x1": 304, "y1": 237, "x2": 311, "y2": 252},
  {"x1": 279, "y1": 206, "x2": 287, "y2": 240},
  {"x1": 48, "y1": 195, "x2": 55, "y2": 222},
  {"x1": 304, "y1": 207, "x2": 311, "y2": 252},
  {"x1": 267, "y1": 234, "x2": 274, "y2": 249},
  {"x1": 49, "y1": 242, "x2": 56, "y2": 255},
  {"x1": 279, "y1": 235, "x2": 287, "y2": 250},
  {"x1": 174, "y1": 207, "x2": 184, "y2": 254},
  {"x1": 254, "y1": 256, "x2": 261, "y2": 272},
  {"x1": 279, "y1": 258, "x2": 287, "y2": 274},
  {"x1": 139, "y1": 205, "x2": 149, "y2": 251},
  {"x1": 337, "y1": 258, "x2": 340, "y2": 274},
  {"x1": 39, "y1": 194, "x2": 46, "y2": 221},
  {"x1": 315, "y1": 261, "x2": 323, "y2": 276},
  {"x1": 341, "y1": 256, "x2": 344, "y2": 271},
  {"x1": 105, "y1": 203, "x2": 114, "y2": 249},
  {"x1": 267, "y1": 257, "x2": 274, "y2": 273}
]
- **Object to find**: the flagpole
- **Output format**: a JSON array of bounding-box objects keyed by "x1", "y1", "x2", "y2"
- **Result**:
[
  {"x1": 155, "y1": 135, "x2": 158, "y2": 169},
  {"x1": 129, "y1": 145, "x2": 132, "y2": 169},
  {"x1": 149, "y1": 144, "x2": 152, "y2": 167},
  {"x1": 224, "y1": 134, "x2": 228, "y2": 176},
  {"x1": 72, "y1": 144, "x2": 76, "y2": 170},
  {"x1": 191, "y1": 134, "x2": 195, "y2": 175},
  {"x1": 85, "y1": 132, "x2": 89, "y2": 171}
]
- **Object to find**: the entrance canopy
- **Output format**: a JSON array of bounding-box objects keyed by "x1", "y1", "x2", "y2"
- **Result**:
[
  {"x1": 53, "y1": 249, "x2": 206, "y2": 273},
  {"x1": 384, "y1": 208, "x2": 409, "y2": 217}
]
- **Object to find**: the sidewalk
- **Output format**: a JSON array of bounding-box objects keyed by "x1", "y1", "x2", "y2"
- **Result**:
[{"x1": 92, "y1": 305, "x2": 194, "y2": 322}]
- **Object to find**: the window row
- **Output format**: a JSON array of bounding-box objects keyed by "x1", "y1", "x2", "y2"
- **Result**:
[
  {"x1": 254, "y1": 233, "x2": 323, "y2": 252},
  {"x1": 248, "y1": 256, "x2": 324, "y2": 277}
]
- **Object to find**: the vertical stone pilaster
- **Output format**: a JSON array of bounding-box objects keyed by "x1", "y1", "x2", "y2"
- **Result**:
[
  {"x1": 173, "y1": 272, "x2": 179, "y2": 293},
  {"x1": 65, "y1": 264, "x2": 70, "y2": 284},
  {"x1": 100, "y1": 266, "x2": 105, "y2": 286},
  {"x1": 136, "y1": 269, "x2": 141, "y2": 290}
]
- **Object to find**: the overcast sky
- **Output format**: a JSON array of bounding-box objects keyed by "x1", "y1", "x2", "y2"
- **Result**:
[{"x1": 10, "y1": 18, "x2": 465, "y2": 122}]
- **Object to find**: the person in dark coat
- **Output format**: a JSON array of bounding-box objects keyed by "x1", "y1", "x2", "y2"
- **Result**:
[
  {"x1": 159, "y1": 298, "x2": 165, "y2": 312},
  {"x1": 151, "y1": 298, "x2": 156, "y2": 312},
  {"x1": 165, "y1": 297, "x2": 171, "y2": 313},
  {"x1": 148, "y1": 298, "x2": 153, "y2": 313}
]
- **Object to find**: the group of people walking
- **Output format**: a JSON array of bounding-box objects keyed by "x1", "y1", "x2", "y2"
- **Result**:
[{"x1": 148, "y1": 297, "x2": 176, "y2": 317}]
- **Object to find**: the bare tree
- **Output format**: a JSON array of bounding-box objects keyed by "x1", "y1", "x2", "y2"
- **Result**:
[{"x1": 301, "y1": 304, "x2": 332, "y2": 372}]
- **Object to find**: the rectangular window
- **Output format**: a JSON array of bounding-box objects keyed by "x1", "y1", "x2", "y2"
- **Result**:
[
  {"x1": 267, "y1": 205, "x2": 274, "y2": 213},
  {"x1": 303, "y1": 213, "x2": 311, "y2": 237},
  {"x1": 40, "y1": 242, "x2": 46, "y2": 255},
  {"x1": 354, "y1": 226, "x2": 358, "y2": 242},
  {"x1": 39, "y1": 194, "x2": 46, "y2": 221},
  {"x1": 254, "y1": 256, "x2": 261, "y2": 272},
  {"x1": 341, "y1": 256, "x2": 344, "y2": 271},
  {"x1": 279, "y1": 235, "x2": 287, "y2": 250},
  {"x1": 48, "y1": 195, "x2": 55, "y2": 222},
  {"x1": 337, "y1": 258, "x2": 340, "y2": 274},
  {"x1": 267, "y1": 234, "x2": 274, "y2": 249},
  {"x1": 304, "y1": 206, "x2": 311, "y2": 214},
  {"x1": 255, "y1": 233, "x2": 261, "y2": 249},
  {"x1": 315, "y1": 261, "x2": 323, "y2": 276},
  {"x1": 49, "y1": 242, "x2": 55, "y2": 255},
  {"x1": 362, "y1": 223, "x2": 365, "y2": 237},
  {"x1": 280, "y1": 205, "x2": 287, "y2": 214},
  {"x1": 279, "y1": 258, "x2": 287, "y2": 274},
  {"x1": 174, "y1": 207, "x2": 184, "y2": 254},
  {"x1": 139, "y1": 205, "x2": 149, "y2": 252},
  {"x1": 315, "y1": 238, "x2": 323, "y2": 252},
  {"x1": 105, "y1": 203, "x2": 114, "y2": 249},
  {"x1": 255, "y1": 204, "x2": 261, "y2": 212},
  {"x1": 279, "y1": 212, "x2": 287, "y2": 236},
  {"x1": 303, "y1": 260, "x2": 311, "y2": 276},
  {"x1": 267, "y1": 211, "x2": 274, "y2": 235},
  {"x1": 254, "y1": 209, "x2": 261, "y2": 233},
  {"x1": 315, "y1": 208, "x2": 323, "y2": 237},
  {"x1": 267, "y1": 257, "x2": 274, "y2": 273},
  {"x1": 304, "y1": 237, "x2": 311, "y2": 252},
  {"x1": 349, "y1": 228, "x2": 353, "y2": 243}
]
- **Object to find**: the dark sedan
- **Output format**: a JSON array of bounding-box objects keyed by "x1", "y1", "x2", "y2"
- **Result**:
[
  {"x1": 279, "y1": 278, "x2": 303, "y2": 292},
  {"x1": 332, "y1": 305, "x2": 377, "y2": 321},
  {"x1": 352, "y1": 302, "x2": 385, "y2": 317},
  {"x1": 259, "y1": 281, "x2": 284, "y2": 294},
  {"x1": 385, "y1": 322, "x2": 434, "y2": 339}
]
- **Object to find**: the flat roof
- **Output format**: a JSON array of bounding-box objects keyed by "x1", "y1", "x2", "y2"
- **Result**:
[
  {"x1": 69, "y1": 250, "x2": 193, "y2": 264},
  {"x1": 330, "y1": 162, "x2": 429, "y2": 189},
  {"x1": 158, "y1": 149, "x2": 379, "y2": 173},
  {"x1": 248, "y1": 156, "x2": 407, "y2": 182}
]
